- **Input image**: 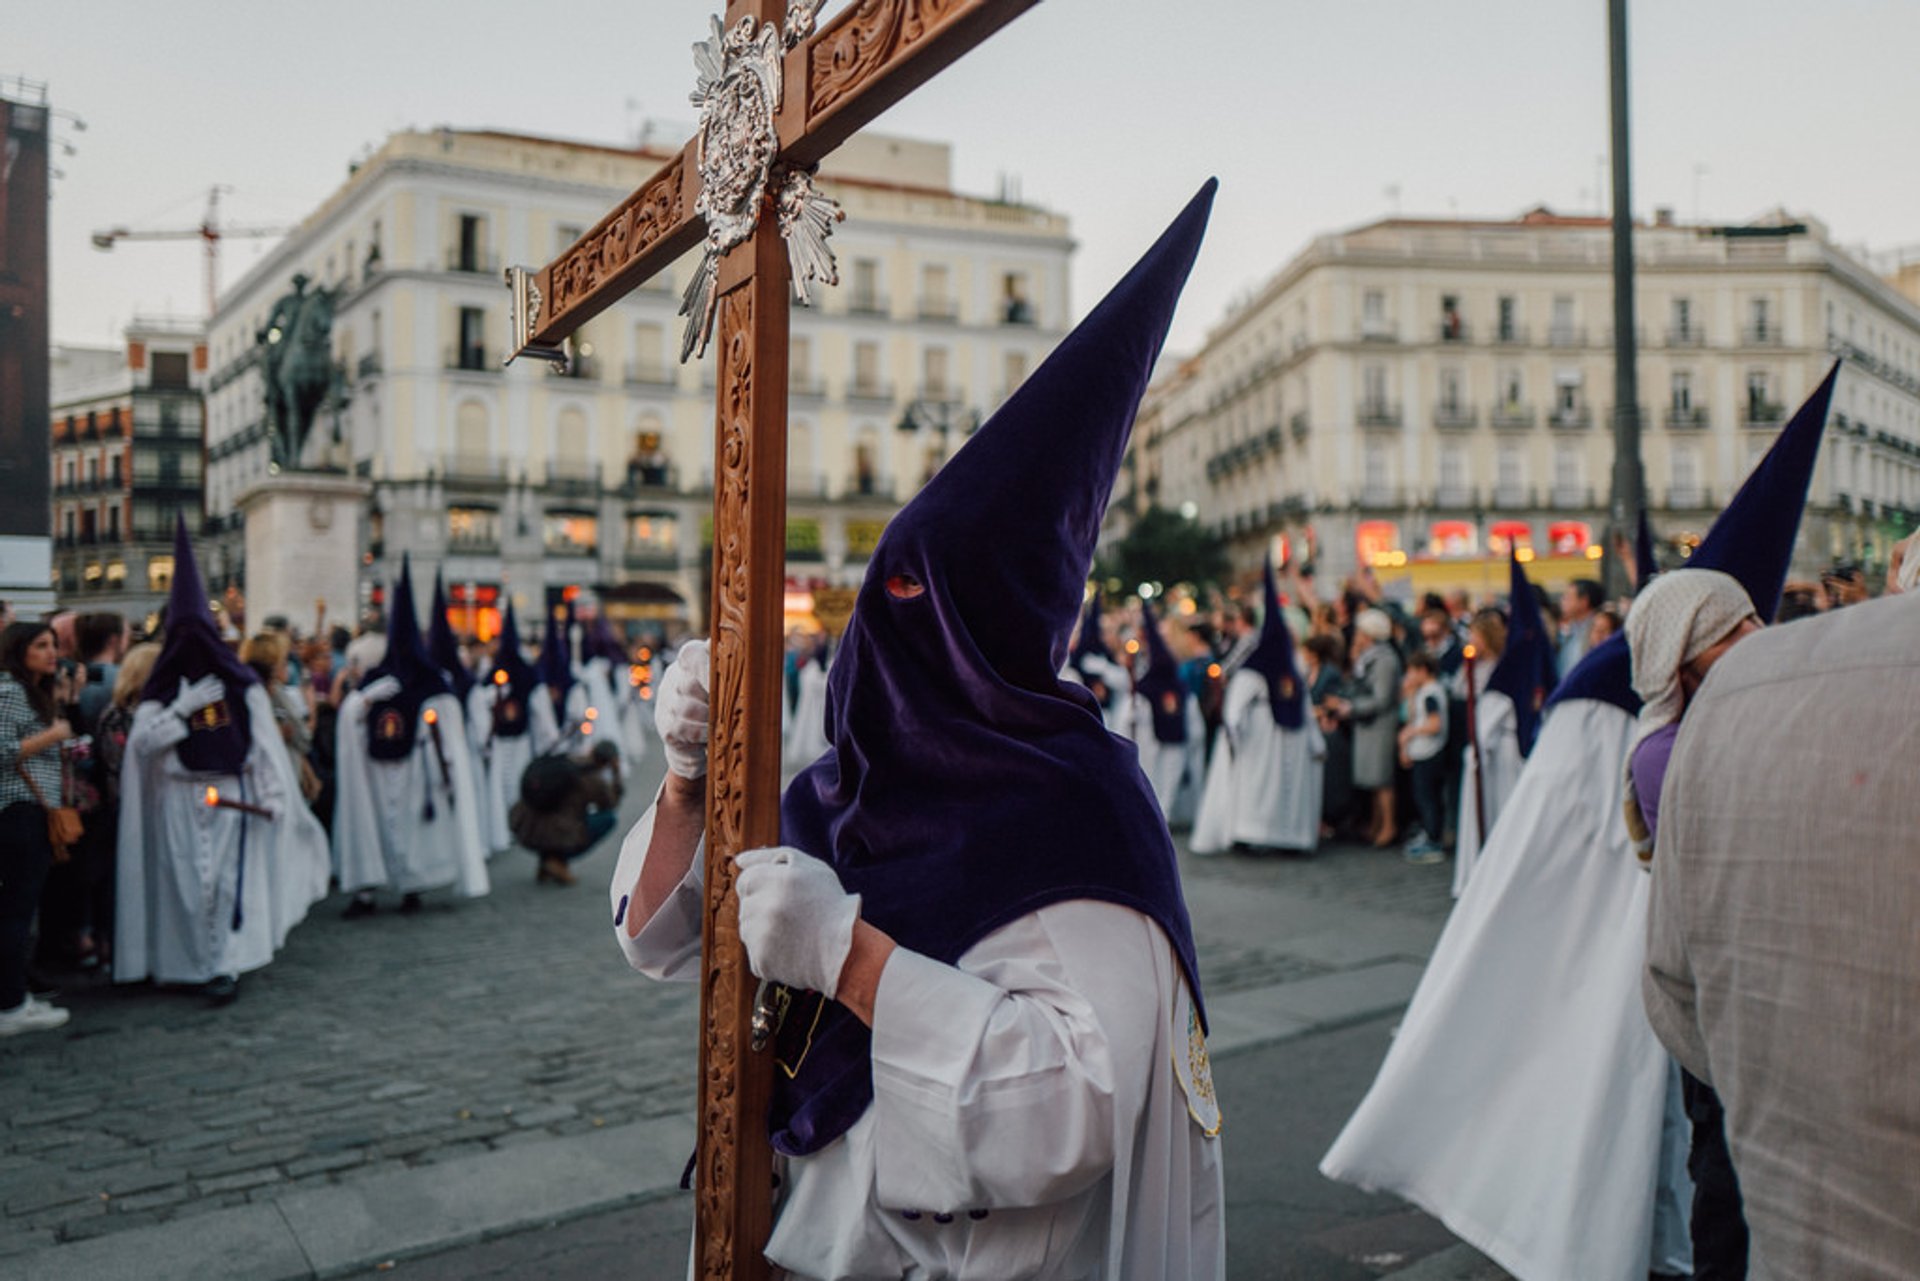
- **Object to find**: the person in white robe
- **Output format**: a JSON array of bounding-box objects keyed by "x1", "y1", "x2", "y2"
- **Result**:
[
  {"x1": 610, "y1": 182, "x2": 1226, "y2": 1280},
  {"x1": 1128, "y1": 595, "x2": 1200, "y2": 823},
  {"x1": 1068, "y1": 592, "x2": 1131, "y2": 735},
  {"x1": 1191, "y1": 557, "x2": 1325, "y2": 855},
  {"x1": 115, "y1": 522, "x2": 330, "y2": 1003},
  {"x1": 426, "y1": 573, "x2": 491, "y2": 851},
  {"x1": 334, "y1": 560, "x2": 488, "y2": 913},
  {"x1": 465, "y1": 604, "x2": 559, "y2": 854},
  {"x1": 783, "y1": 639, "x2": 831, "y2": 770},
  {"x1": 1451, "y1": 608, "x2": 1522, "y2": 896}
]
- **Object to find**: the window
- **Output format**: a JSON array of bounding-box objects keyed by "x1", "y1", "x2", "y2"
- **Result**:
[
  {"x1": 1001, "y1": 272, "x2": 1034, "y2": 325},
  {"x1": 85, "y1": 457, "x2": 97, "y2": 485},
  {"x1": 1439, "y1": 443, "x2": 1466, "y2": 492},
  {"x1": 1551, "y1": 295, "x2": 1576, "y2": 344},
  {"x1": 457, "y1": 213, "x2": 486, "y2": 272},
  {"x1": 147, "y1": 555, "x2": 175, "y2": 593},
  {"x1": 151, "y1": 351, "x2": 191, "y2": 389},
  {"x1": 1362, "y1": 289, "x2": 1387, "y2": 336},
  {"x1": 1363, "y1": 439, "x2": 1391, "y2": 493},
  {"x1": 448, "y1": 506, "x2": 500, "y2": 550},
  {"x1": 105, "y1": 560, "x2": 125, "y2": 588},
  {"x1": 919, "y1": 264, "x2": 953, "y2": 320},
  {"x1": 1440, "y1": 294, "x2": 1463, "y2": 341},
  {"x1": 1362, "y1": 364, "x2": 1388, "y2": 411},
  {"x1": 555, "y1": 223, "x2": 583, "y2": 257},
  {"x1": 852, "y1": 341, "x2": 881, "y2": 394},
  {"x1": 852, "y1": 260, "x2": 881, "y2": 313},
  {"x1": 1496, "y1": 442, "x2": 1524, "y2": 491},
  {"x1": 1554, "y1": 442, "x2": 1583, "y2": 492},
  {"x1": 631, "y1": 323, "x2": 665, "y2": 381},
  {"x1": 790, "y1": 336, "x2": 813, "y2": 390},
  {"x1": 457, "y1": 308, "x2": 486, "y2": 369},
  {"x1": 1554, "y1": 369, "x2": 1582, "y2": 418},
  {"x1": 544, "y1": 512, "x2": 598, "y2": 555},
  {"x1": 1002, "y1": 350, "x2": 1029, "y2": 397},
  {"x1": 1673, "y1": 442, "x2": 1699, "y2": 493},
  {"x1": 107, "y1": 506, "x2": 120, "y2": 540},
  {"x1": 1746, "y1": 369, "x2": 1775, "y2": 420},
  {"x1": 1671, "y1": 371, "x2": 1694, "y2": 412},
  {"x1": 1496, "y1": 295, "x2": 1517, "y2": 342},
  {"x1": 1438, "y1": 367, "x2": 1464, "y2": 415},
  {"x1": 1749, "y1": 297, "x2": 1772, "y2": 341},
  {"x1": 1500, "y1": 367, "x2": 1524, "y2": 409},
  {"x1": 1671, "y1": 296, "x2": 1694, "y2": 339},
  {"x1": 922, "y1": 347, "x2": 950, "y2": 398},
  {"x1": 626, "y1": 511, "x2": 678, "y2": 555}
]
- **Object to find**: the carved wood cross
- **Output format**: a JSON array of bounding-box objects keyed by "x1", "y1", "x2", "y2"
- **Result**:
[{"x1": 501, "y1": 3, "x2": 1039, "y2": 1276}]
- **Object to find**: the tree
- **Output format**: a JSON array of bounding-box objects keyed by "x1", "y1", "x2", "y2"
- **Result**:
[{"x1": 1105, "y1": 505, "x2": 1230, "y2": 593}]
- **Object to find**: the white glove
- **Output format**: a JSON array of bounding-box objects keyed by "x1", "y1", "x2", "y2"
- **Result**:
[
  {"x1": 734, "y1": 846, "x2": 860, "y2": 999},
  {"x1": 655, "y1": 640, "x2": 710, "y2": 780},
  {"x1": 359, "y1": 675, "x2": 403, "y2": 704},
  {"x1": 170, "y1": 674, "x2": 227, "y2": 720}
]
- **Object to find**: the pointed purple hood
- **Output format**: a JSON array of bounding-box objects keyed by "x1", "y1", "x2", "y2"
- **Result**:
[
  {"x1": 771, "y1": 180, "x2": 1218, "y2": 1158},
  {"x1": 536, "y1": 603, "x2": 576, "y2": 713},
  {"x1": 363, "y1": 556, "x2": 450, "y2": 759},
  {"x1": 1133, "y1": 594, "x2": 1190, "y2": 744},
  {"x1": 1487, "y1": 550, "x2": 1557, "y2": 755},
  {"x1": 143, "y1": 516, "x2": 257, "y2": 773},
  {"x1": 1241, "y1": 555, "x2": 1305, "y2": 729},
  {"x1": 1068, "y1": 587, "x2": 1112, "y2": 678},
  {"x1": 427, "y1": 571, "x2": 474, "y2": 702},
  {"x1": 1548, "y1": 361, "x2": 1840, "y2": 715},
  {"x1": 485, "y1": 602, "x2": 540, "y2": 740}
]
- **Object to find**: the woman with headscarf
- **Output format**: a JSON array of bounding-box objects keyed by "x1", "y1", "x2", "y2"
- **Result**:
[{"x1": 1338, "y1": 608, "x2": 1403, "y2": 847}]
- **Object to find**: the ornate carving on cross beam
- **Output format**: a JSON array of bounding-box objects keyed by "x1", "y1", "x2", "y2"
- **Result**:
[{"x1": 809, "y1": 0, "x2": 972, "y2": 115}]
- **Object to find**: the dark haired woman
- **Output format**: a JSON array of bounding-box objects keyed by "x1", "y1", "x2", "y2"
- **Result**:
[{"x1": 0, "y1": 622, "x2": 74, "y2": 1036}]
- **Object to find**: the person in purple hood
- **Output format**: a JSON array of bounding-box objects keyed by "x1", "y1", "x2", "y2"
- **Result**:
[{"x1": 609, "y1": 185, "x2": 1226, "y2": 1279}]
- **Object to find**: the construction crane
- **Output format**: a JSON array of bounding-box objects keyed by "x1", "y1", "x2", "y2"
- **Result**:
[{"x1": 91, "y1": 186, "x2": 295, "y2": 316}]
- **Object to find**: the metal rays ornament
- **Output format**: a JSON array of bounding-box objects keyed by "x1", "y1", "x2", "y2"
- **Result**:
[{"x1": 678, "y1": 11, "x2": 845, "y2": 361}]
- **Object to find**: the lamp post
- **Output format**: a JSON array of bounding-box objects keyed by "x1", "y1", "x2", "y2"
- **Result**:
[{"x1": 1605, "y1": 0, "x2": 1646, "y2": 599}]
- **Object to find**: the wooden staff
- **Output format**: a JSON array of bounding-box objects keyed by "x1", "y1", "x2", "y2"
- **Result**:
[{"x1": 1462, "y1": 645, "x2": 1486, "y2": 847}]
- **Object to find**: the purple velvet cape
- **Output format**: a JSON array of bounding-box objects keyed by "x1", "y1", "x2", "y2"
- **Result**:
[
  {"x1": 142, "y1": 517, "x2": 257, "y2": 774},
  {"x1": 1545, "y1": 361, "x2": 1840, "y2": 718},
  {"x1": 767, "y1": 181, "x2": 1218, "y2": 1158}
]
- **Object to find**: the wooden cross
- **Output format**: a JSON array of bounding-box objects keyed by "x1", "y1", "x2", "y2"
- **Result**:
[{"x1": 501, "y1": 2, "x2": 1039, "y2": 1276}]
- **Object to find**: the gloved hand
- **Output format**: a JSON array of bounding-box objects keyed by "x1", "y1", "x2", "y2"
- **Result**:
[
  {"x1": 655, "y1": 640, "x2": 710, "y2": 781},
  {"x1": 169, "y1": 674, "x2": 227, "y2": 721},
  {"x1": 734, "y1": 846, "x2": 859, "y2": 999},
  {"x1": 359, "y1": 675, "x2": 403, "y2": 704}
]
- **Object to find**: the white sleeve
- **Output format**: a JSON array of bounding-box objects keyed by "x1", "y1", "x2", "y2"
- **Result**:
[
  {"x1": 608, "y1": 783, "x2": 705, "y2": 980},
  {"x1": 867, "y1": 900, "x2": 1162, "y2": 1213},
  {"x1": 127, "y1": 701, "x2": 189, "y2": 758}
]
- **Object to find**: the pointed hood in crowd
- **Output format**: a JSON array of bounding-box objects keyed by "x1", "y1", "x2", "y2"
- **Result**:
[
  {"x1": 771, "y1": 180, "x2": 1218, "y2": 1158},
  {"x1": 1240, "y1": 554, "x2": 1305, "y2": 729},
  {"x1": 1069, "y1": 587, "x2": 1112, "y2": 678},
  {"x1": 485, "y1": 602, "x2": 540, "y2": 740},
  {"x1": 1133, "y1": 593, "x2": 1190, "y2": 744},
  {"x1": 1487, "y1": 551, "x2": 1558, "y2": 756},
  {"x1": 1548, "y1": 361, "x2": 1841, "y2": 715},
  {"x1": 537, "y1": 603, "x2": 575, "y2": 709},
  {"x1": 363, "y1": 556, "x2": 450, "y2": 759},
  {"x1": 142, "y1": 517, "x2": 258, "y2": 773},
  {"x1": 426, "y1": 572, "x2": 474, "y2": 702}
]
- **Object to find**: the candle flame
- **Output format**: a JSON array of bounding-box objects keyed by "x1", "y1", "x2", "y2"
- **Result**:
[
  {"x1": 1205, "y1": 663, "x2": 1222, "y2": 679},
  {"x1": 584, "y1": 707, "x2": 598, "y2": 720},
  {"x1": 204, "y1": 786, "x2": 220, "y2": 807},
  {"x1": 493, "y1": 669, "x2": 508, "y2": 685},
  {"x1": 1463, "y1": 644, "x2": 1477, "y2": 660},
  {"x1": 423, "y1": 708, "x2": 438, "y2": 725},
  {"x1": 581, "y1": 721, "x2": 594, "y2": 735}
]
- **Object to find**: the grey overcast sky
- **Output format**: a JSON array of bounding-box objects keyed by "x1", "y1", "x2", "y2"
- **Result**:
[{"x1": 12, "y1": 0, "x2": 1920, "y2": 355}]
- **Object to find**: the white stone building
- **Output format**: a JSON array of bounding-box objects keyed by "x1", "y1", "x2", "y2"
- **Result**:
[
  {"x1": 1128, "y1": 207, "x2": 1920, "y2": 593},
  {"x1": 204, "y1": 127, "x2": 1071, "y2": 636}
]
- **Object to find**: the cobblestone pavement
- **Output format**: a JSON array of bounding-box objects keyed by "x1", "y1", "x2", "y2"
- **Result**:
[{"x1": 0, "y1": 741, "x2": 1459, "y2": 1262}]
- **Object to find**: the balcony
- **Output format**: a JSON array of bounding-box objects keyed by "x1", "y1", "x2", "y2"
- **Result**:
[
  {"x1": 445, "y1": 345, "x2": 494, "y2": 374},
  {"x1": 625, "y1": 362, "x2": 676, "y2": 388},
  {"x1": 916, "y1": 296, "x2": 959, "y2": 323},
  {"x1": 847, "y1": 378, "x2": 893, "y2": 403},
  {"x1": 1550, "y1": 486, "x2": 1596, "y2": 509},
  {"x1": 1437, "y1": 319, "x2": 1471, "y2": 344},
  {"x1": 446, "y1": 249, "x2": 500, "y2": 276},
  {"x1": 447, "y1": 533, "x2": 500, "y2": 556},
  {"x1": 1491, "y1": 403, "x2": 1536, "y2": 431},
  {"x1": 444, "y1": 454, "x2": 506, "y2": 485},
  {"x1": 1357, "y1": 485, "x2": 1403, "y2": 510},
  {"x1": 1547, "y1": 326, "x2": 1586, "y2": 348},
  {"x1": 789, "y1": 371, "x2": 826, "y2": 399},
  {"x1": 1665, "y1": 405, "x2": 1710, "y2": 430},
  {"x1": 620, "y1": 461, "x2": 680, "y2": 493},
  {"x1": 1000, "y1": 299, "x2": 1036, "y2": 327},
  {"x1": 1357, "y1": 401, "x2": 1402, "y2": 428},
  {"x1": 1740, "y1": 324, "x2": 1782, "y2": 347},
  {"x1": 1665, "y1": 326, "x2": 1708, "y2": 348},
  {"x1": 1359, "y1": 324, "x2": 1399, "y2": 344},
  {"x1": 1743, "y1": 400, "x2": 1786, "y2": 428},
  {"x1": 544, "y1": 460, "x2": 602, "y2": 497},
  {"x1": 1665, "y1": 486, "x2": 1713, "y2": 509},
  {"x1": 1432, "y1": 486, "x2": 1477, "y2": 509},
  {"x1": 356, "y1": 352, "x2": 383, "y2": 379},
  {"x1": 1490, "y1": 485, "x2": 1535, "y2": 510},
  {"x1": 1548, "y1": 405, "x2": 1593, "y2": 430},
  {"x1": 622, "y1": 546, "x2": 680, "y2": 570},
  {"x1": 1491, "y1": 324, "x2": 1529, "y2": 346},
  {"x1": 844, "y1": 474, "x2": 896, "y2": 501},
  {"x1": 544, "y1": 537, "x2": 597, "y2": 559},
  {"x1": 1433, "y1": 403, "x2": 1477, "y2": 430}
]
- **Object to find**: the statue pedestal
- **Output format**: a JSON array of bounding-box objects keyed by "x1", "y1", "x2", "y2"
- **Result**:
[{"x1": 238, "y1": 473, "x2": 370, "y2": 634}]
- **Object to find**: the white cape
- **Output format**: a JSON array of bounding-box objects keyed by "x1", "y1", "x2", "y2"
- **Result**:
[
  {"x1": 115, "y1": 686, "x2": 331, "y2": 985},
  {"x1": 1321, "y1": 698, "x2": 1692, "y2": 1280},
  {"x1": 1452, "y1": 682, "x2": 1523, "y2": 896},
  {"x1": 466, "y1": 676, "x2": 560, "y2": 854},
  {"x1": 333, "y1": 689, "x2": 489, "y2": 898},
  {"x1": 1191, "y1": 670, "x2": 1325, "y2": 854},
  {"x1": 609, "y1": 799, "x2": 1226, "y2": 1280},
  {"x1": 785, "y1": 659, "x2": 830, "y2": 769}
]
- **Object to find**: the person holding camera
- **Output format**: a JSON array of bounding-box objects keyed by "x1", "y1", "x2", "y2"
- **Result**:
[
  {"x1": 0, "y1": 621, "x2": 77, "y2": 1036},
  {"x1": 509, "y1": 739, "x2": 623, "y2": 885}
]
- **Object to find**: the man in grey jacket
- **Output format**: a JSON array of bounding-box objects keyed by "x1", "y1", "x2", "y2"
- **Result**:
[{"x1": 1644, "y1": 590, "x2": 1920, "y2": 1279}]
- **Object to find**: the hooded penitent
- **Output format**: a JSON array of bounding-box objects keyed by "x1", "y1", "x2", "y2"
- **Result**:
[
  {"x1": 1241, "y1": 555, "x2": 1305, "y2": 730},
  {"x1": 362, "y1": 556, "x2": 451, "y2": 760},
  {"x1": 142, "y1": 516, "x2": 257, "y2": 773},
  {"x1": 1134, "y1": 594, "x2": 1189, "y2": 744},
  {"x1": 536, "y1": 603, "x2": 576, "y2": 717},
  {"x1": 1486, "y1": 551, "x2": 1557, "y2": 756},
  {"x1": 584, "y1": 613, "x2": 629, "y2": 667},
  {"x1": 1546, "y1": 361, "x2": 1840, "y2": 715},
  {"x1": 1069, "y1": 587, "x2": 1112, "y2": 680},
  {"x1": 426, "y1": 572, "x2": 475, "y2": 702},
  {"x1": 488, "y1": 603, "x2": 539, "y2": 739},
  {"x1": 771, "y1": 180, "x2": 1217, "y2": 1158}
]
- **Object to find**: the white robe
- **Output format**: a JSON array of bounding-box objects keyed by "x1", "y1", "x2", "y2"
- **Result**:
[
  {"x1": 466, "y1": 677, "x2": 560, "y2": 854},
  {"x1": 578, "y1": 657, "x2": 631, "y2": 762},
  {"x1": 1078, "y1": 656, "x2": 1132, "y2": 735},
  {"x1": 1190, "y1": 671, "x2": 1325, "y2": 855},
  {"x1": 609, "y1": 800, "x2": 1226, "y2": 1280},
  {"x1": 784, "y1": 660, "x2": 831, "y2": 769},
  {"x1": 1320, "y1": 698, "x2": 1693, "y2": 1280},
  {"x1": 333, "y1": 690, "x2": 490, "y2": 898},
  {"x1": 1130, "y1": 695, "x2": 1204, "y2": 826},
  {"x1": 114, "y1": 686, "x2": 331, "y2": 985},
  {"x1": 1452, "y1": 672, "x2": 1522, "y2": 897}
]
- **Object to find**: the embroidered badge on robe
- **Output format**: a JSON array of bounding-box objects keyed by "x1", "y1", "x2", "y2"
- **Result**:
[
  {"x1": 189, "y1": 700, "x2": 231, "y2": 733},
  {"x1": 374, "y1": 708, "x2": 407, "y2": 743},
  {"x1": 1173, "y1": 1004, "x2": 1222, "y2": 1137}
]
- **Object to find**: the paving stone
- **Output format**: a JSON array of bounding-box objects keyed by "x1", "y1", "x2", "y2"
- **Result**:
[
  {"x1": 10, "y1": 1101, "x2": 94, "y2": 1128},
  {"x1": 368, "y1": 1081, "x2": 430, "y2": 1101},
  {"x1": 5, "y1": 1184, "x2": 99, "y2": 1216},
  {"x1": 185, "y1": 1145, "x2": 304, "y2": 1179},
  {"x1": 285, "y1": 1150, "x2": 363, "y2": 1179},
  {"x1": 99, "y1": 1166, "x2": 186, "y2": 1198},
  {"x1": 194, "y1": 1168, "x2": 283, "y2": 1195},
  {"x1": 110, "y1": 1185, "x2": 190, "y2": 1213},
  {"x1": 506, "y1": 1102, "x2": 578, "y2": 1129}
]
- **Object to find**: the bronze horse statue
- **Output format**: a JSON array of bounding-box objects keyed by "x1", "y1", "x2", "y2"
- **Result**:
[{"x1": 259, "y1": 275, "x2": 338, "y2": 468}]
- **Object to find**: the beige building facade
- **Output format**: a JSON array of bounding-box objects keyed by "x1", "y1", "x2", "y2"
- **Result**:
[
  {"x1": 1130, "y1": 207, "x2": 1920, "y2": 592},
  {"x1": 204, "y1": 128, "x2": 1071, "y2": 635}
]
